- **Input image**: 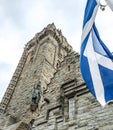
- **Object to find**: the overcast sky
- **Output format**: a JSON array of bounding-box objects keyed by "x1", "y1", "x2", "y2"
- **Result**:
[{"x1": 0, "y1": 0, "x2": 113, "y2": 101}]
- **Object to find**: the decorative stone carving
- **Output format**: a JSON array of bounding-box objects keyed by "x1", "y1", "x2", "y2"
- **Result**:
[{"x1": 30, "y1": 82, "x2": 41, "y2": 112}]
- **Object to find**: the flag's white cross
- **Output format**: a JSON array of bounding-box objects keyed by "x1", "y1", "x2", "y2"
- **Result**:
[{"x1": 84, "y1": 31, "x2": 113, "y2": 106}]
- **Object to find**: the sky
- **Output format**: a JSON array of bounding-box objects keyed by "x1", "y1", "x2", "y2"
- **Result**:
[{"x1": 0, "y1": 0, "x2": 113, "y2": 102}]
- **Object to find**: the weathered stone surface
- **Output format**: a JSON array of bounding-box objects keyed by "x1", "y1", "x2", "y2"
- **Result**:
[
  {"x1": 0, "y1": 23, "x2": 113, "y2": 130},
  {"x1": 2, "y1": 122, "x2": 28, "y2": 130}
]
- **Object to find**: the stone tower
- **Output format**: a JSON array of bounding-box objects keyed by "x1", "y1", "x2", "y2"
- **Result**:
[{"x1": 1, "y1": 24, "x2": 113, "y2": 130}]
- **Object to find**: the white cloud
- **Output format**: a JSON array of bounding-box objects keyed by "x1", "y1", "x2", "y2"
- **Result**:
[{"x1": 0, "y1": 19, "x2": 23, "y2": 64}]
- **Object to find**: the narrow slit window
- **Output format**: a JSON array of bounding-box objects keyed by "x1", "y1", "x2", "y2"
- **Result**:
[
  {"x1": 69, "y1": 97, "x2": 75, "y2": 118},
  {"x1": 68, "y1": 65, "x2": 70, "y2": 71}
]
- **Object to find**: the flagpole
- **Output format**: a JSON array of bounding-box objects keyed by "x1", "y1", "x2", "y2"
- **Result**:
[{"x1": 99, "y1": 1, "x2": 107, "y2": 11}]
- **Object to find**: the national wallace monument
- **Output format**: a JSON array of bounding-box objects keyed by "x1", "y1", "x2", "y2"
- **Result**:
[{"x1": 0, "y1": 23, "x2": 113, "y2": 130}]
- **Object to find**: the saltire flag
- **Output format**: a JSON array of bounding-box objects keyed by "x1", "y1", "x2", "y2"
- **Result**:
[{"x1": 80, "y1": 0, "x2": 113, "y2": 106}]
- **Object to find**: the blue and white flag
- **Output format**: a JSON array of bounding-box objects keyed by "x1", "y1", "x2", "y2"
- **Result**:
[{"x1": 80, "y1": 0, "x2": 113, "y2": 106}]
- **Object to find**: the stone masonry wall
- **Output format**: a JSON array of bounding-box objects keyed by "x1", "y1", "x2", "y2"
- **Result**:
[
  {"x1": 0, "y1": 24, "x2": 113, "y2": 130},
  {"x1": 0, "y1": 24, "x2": 73, "y2": 129},
  {"x1": 31, "y1": 52, "x2": 113, "y2": 130}
]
